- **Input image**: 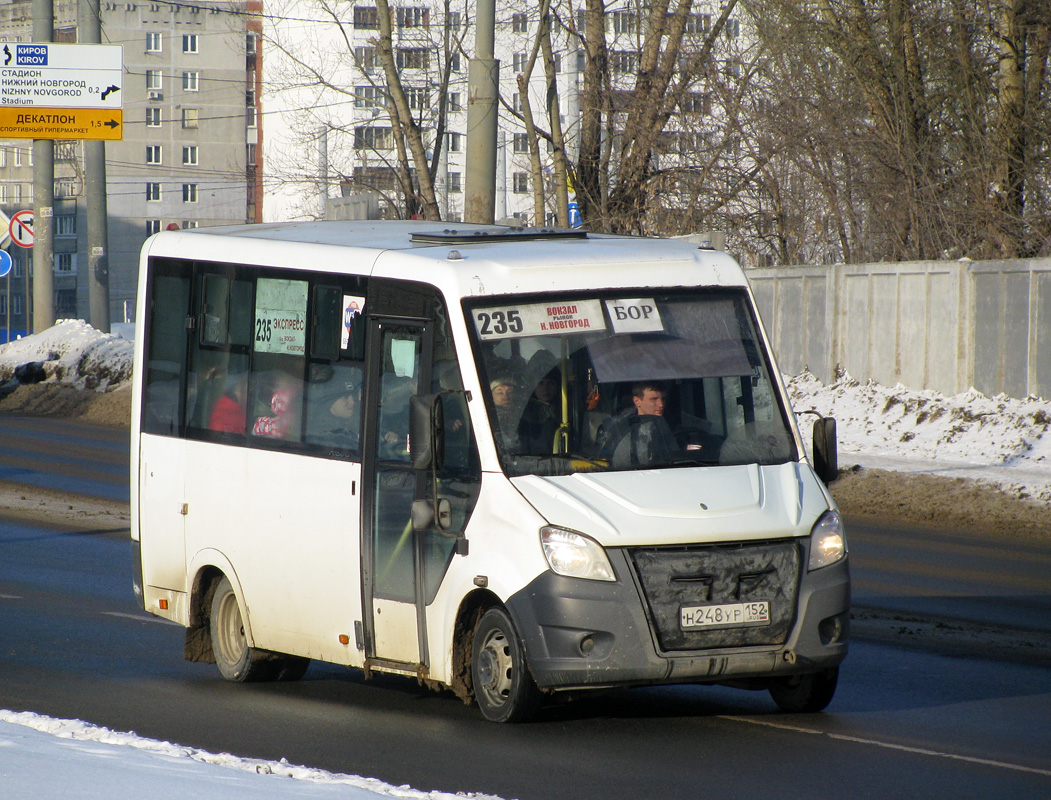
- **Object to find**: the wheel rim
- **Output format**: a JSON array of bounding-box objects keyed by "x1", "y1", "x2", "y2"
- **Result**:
[
  {"x1": 215, "y1": 591, "x2": 246, "y2": 667},
  {"x1": 476, "y1": 628, "x2": 514, "y2": 708}
]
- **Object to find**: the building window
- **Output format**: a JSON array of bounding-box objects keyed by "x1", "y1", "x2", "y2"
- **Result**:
[
  {"x1": 448, "y1": 171, "x2": 461, "y2": 193},
  {"x1": 405, "y1": 87, "x2": 428, "y2": 110},
  {"x1": 0, "y1": 148, "x2": 6, "y2": 168},
  {"x1": 355, "y1": 85, "x2": 387, "y2": 108},
  {"x1": 183, "y1": 184, "x2": 198, "y2": 203},
  {"x1": 146, "y1": 107, "x2": 162, "y2": 127},
  {"x1": 449, "y1": 52, "x2": 462, "y2": 71},
  {"x1": 55, "y1": 180, "x2": 77, "y2": 198},
  {"x1": 146, "y1": 69, "x2": 162, "y2": 91},
  {"x1": 609, "y1": 11, "x2": 637, "y2": 34},
  {"x1": 685, "y1": 13, "x2": 711, "y2": 34},
  {"x1": 182, "y1": 33, "x2": 198, "y2": 53},
  {"x1": 246, "y1": 143, "x2": 257, "y2": 165},
  {"x1": 446, "y1": 11, "x2": 460, "y2": 31},
  {"x1": 354, "y1": 46, "x2": 378, "y2": 73},
  {"x1": 396, "y1": 7, "x2": 428, "y2": 28},
  {"x1": 182, "y1": 71, "x2": 199, "y2": 91},
  {"x1": 611, "y1": 50, "x2": 639, "y2": 73},
  {"x1": 146, "y1": 32, "x2": 162, "y2": 52},
  {"x1": 182, "y1": 220, "x2": 198, "y2": 229},
  {"x1": 246, "y1": 32, "x2": 258, "y2": 55},
  {"x1": 146, "y1": 145, "x2": 162, "y2": 164},
  {"x1": 395, "y1": 48, "x2": 429, "y2": 70},
  {"x1": 353, "y1": 6, "x2": 378, "y2": 29},
  {"x1": 511, "y1": 12, "x2": 527, "y2": 33},
  {"x1": 246, "y1": 106, "x2": 257, "y2": 127},
  {"x1": 146, "y1": 183, "x2": 162, "y2": 201},
  {"x1": 55, "y1": 215, "x2": 76, "y2": 236},
  {"x1": 725, "y1": 18, "x2": 740, "y2": 39},
  {"x1": 12, "y1": 184, "x2": 21, "y2": 203},
  {"x1": 354, "y1": 126, "x2": 394, "y2": 150},
  {"x1": 56, "y1": 253, "x2": 76, "y2": 273},
  {"x1": 513, "y1": 52, "x2": 527, "y2": 73},
  {"x1": 182, "y1": 108, "x2": 199, "y2": 128},
  {"x1": 0, "y1": 185, "x2": 7, "y2": 203},
  {"x1": 182, "y1": 145, "x2": 198, "y2": 165},
  {"x1": 447, "y1": 132, "x2": 462, "y2": 152},
  {"x1": 447, "y1": 91, "x2": 462, "y2": 111},
  {"x1": 146, "y1": 219, "x2": 162, "y2": 236},
  {"x1": 513, "y1": 172, "x2": 529, "y2": 193},
  {"x1": 513, "y1": 132, "x2": 528, "y2": 153}
]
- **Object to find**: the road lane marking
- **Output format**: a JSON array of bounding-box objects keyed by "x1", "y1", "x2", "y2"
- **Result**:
[{"x1": 721, "y1": 716, "x2": 1051, "y2": 777}]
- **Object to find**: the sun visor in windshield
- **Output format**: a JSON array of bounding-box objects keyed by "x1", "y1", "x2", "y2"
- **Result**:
[{"x1": 588, "y1": 334, "x2": 751, "y2": 382}]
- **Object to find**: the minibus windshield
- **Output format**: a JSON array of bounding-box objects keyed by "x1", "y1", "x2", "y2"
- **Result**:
[{"x1": 468, "y1": 289, "x2": 798, "y2": 477}]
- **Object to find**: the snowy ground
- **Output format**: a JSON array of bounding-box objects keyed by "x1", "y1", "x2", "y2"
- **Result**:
[{"x1": 3, "y1": 322, "x2": 1051, "y2": 797}]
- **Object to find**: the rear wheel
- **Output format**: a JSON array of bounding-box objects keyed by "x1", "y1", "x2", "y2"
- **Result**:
[
  {"x1": 472, "y1": 607, "x2": 541, "y2": 723},
  {"x1": 209, "y1": 576, "x2": 270, "y2": 683},
  {"x1": 769, "y1": 667, "x2": 839, "y2": 713}
]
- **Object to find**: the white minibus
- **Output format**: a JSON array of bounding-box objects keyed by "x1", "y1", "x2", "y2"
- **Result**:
[{"x1": 131, "y1": 221, "x2": 848, "y2": 722}]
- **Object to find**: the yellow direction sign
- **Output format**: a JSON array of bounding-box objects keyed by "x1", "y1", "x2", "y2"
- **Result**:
[{"x1": 0, "y1": 106, "x2": 123, "y2": 140}]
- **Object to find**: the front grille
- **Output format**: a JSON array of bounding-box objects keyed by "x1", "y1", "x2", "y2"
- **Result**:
[{"x1": 628, "y1": 540, "x2": 801, "y2": 652}]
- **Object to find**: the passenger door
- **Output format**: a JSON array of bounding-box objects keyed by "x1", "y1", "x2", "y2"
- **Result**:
[{"x1": 361, "y1": 319, "x2": 431, "y2": 667}]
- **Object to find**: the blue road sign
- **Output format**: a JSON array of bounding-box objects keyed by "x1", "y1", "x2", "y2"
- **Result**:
[{"x1": 0, "y1": 249, "x2": 11, "y2": 278}]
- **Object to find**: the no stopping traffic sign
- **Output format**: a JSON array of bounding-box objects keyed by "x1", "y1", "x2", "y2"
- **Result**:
[{"x1": 9, "y1": 210, "x2": 33, "y2": 248}]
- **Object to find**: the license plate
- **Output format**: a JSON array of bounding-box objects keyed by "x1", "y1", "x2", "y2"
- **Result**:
[{"x1": 680, "y1": 601, "x2": 770, "y2": 630}]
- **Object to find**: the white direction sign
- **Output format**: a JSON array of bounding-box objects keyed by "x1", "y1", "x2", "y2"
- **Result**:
[
  {"x1": 0, "y1": 43, "x2": 123, "y2": 109},
  {"x1": 0, "y1": 208, "x2": 9, "y2": 248},
  {"x1": 9, "y1": 209, "x2": 33, "y2": 248}
]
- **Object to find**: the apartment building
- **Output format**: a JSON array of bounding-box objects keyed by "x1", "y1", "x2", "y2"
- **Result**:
[
  {"x1": 328, "y1": 1, "x2": 740, "y2": 226},
  {"x1": 0, "y1": 0, "x2": 262, "y2": 338}
]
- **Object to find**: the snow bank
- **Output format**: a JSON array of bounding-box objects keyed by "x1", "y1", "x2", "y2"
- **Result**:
[
  {"x1": 788, "y1": 369, "x2": 1051, "y2": 501},
  {"x1": 0, "y1": 710, "x2": 505, "y2": 800},
  {"x1": 0, "y1": 319, "x2": 133, "y2": 391}
]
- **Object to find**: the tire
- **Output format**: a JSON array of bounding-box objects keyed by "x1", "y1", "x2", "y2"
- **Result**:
[
  {"x1": 769, "y1": 667, "x2": 839, "y2": 713},
  {"x1": 471, "y1": 607, "x2": 541, "y2": 723},
  {"x1": 209, "y1": 576, "x2": 269, "y2": 683}
]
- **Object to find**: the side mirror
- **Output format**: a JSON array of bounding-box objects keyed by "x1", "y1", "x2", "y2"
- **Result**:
[
  {"x1": 409, "y1": 393, "x2": 444, "y2": 471},
  {"x1": 812, "y1": 416, "x2": 838, "y2": 484}
]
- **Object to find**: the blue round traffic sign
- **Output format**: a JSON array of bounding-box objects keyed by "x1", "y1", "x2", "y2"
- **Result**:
[{"x1": 0, "y1": 249, "x2": 11, "y2": 278}]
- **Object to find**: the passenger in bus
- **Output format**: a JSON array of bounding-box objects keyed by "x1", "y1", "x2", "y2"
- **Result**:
[
  {"x1": 306, "y1": 377, "x2": 361, "y2": 451},
  {"x1": 208, "y1": 373, "x2": 248, "y2": 434},
  {"x1": 489, "y1": 376, "x2": 521, "y2": 452},
  {"x1": 597, "y1": 381, "x2": 680, "y2": 467},
  {"x1": 252, "y1": 371, "x2": 302, "y2": 440},
  {"x1": 518, "y1": 369, "x2": 560, "y2": 454}
]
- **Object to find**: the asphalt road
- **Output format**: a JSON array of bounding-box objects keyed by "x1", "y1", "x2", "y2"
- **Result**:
[{"x1": 1, "y1": 415, "x2": 1050, "y2": 799}]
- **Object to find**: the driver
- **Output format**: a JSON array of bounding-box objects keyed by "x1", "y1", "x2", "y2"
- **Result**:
[{"x1": 597, "y1": 381, "x2": 680, "y2": 467}]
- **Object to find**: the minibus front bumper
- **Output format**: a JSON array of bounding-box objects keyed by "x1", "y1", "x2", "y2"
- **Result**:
[{"x1": 504, "y1": 546, "x2": 849, "y2": 691}]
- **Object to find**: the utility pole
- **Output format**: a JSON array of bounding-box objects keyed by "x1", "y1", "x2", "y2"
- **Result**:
[
  {"x1": 31, "y1": 0, "x2": 55, "y2": 333},
  {"x1": 80, "y1": 0, "x2": 110, "y2": 331},
  {"x1": 463, "y1": 0, "x2": 497, "y2": 224}
]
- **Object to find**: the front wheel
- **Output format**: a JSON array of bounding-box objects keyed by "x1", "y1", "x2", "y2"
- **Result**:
[
  {"x1": 471, "y1": 607, "x2": 541, "y2": 723},
  {"x1": 769, "y1": 667, "x2": 839, "y2": 713},
  {"x1": 209, "y1": 576, "x2": 270, "y2": 682}
]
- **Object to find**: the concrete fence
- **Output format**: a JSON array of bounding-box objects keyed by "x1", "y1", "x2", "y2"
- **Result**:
[{"x1": 747, "y1": 257, "x2": 1051, "y2": 401}]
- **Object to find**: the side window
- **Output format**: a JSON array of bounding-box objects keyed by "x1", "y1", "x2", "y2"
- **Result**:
[
  {"x1": 186, "y1": 271, "x2": 253, "y2": 433},
  {"x1": 142, "y1": 266, "x2": 190, "y2": 435},
  {"x1": 303, "y1": 284, "x2": 368, "y2": 458}
]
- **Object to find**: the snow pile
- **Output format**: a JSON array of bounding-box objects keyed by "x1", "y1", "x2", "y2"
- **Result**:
[
  {"x1": 0, "y1": 319, "x2": 133, "y2": 391},
  {"x1": 788, "y1": 369, "x2": 1051, "y2": 500},
  {"x1": 0, "y1": 710, "x2": 505, "y2": 800}
]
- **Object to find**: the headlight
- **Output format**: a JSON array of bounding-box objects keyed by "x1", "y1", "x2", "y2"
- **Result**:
[
  {"x1": 540, "y1": 526, "x2": 616, "y2": 582},
  {"x1": 809, "y1": 510, "x2": 847, "y2": 570}
]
